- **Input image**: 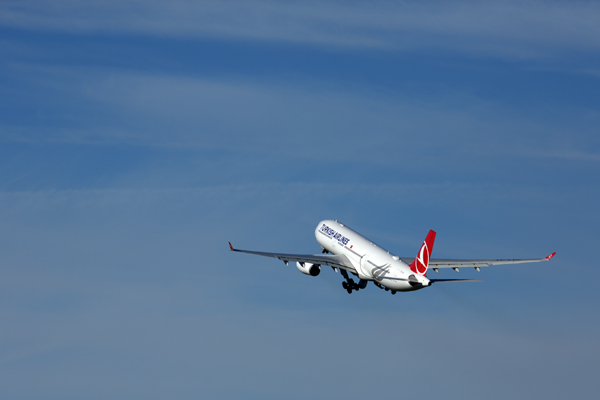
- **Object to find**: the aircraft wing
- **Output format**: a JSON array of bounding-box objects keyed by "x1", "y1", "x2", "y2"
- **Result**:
[
  {"x1": 399, "y1": 252, "x2": 556, "y2": 270},
  {"x1": 229, "y1": 242, "x2": 357, "y2": 272}
]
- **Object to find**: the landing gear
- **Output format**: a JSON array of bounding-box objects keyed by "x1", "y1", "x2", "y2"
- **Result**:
[
  {"x1": 342, "y1": 281, "x2": 353, "y2": 293},
  {"x1": 373, "y1": 281, "x2": 397, "y2": 295},
  {"x1": 340, "y1": 270, "x2": 360, "y2": 294},
  {"x1": 341, "y1": 278, "x2": 359, "y2": 293}
]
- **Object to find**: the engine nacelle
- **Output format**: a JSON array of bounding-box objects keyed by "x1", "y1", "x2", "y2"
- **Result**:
[{"x1": 296, "y1": 262, "x2": 321, "y2": 276}]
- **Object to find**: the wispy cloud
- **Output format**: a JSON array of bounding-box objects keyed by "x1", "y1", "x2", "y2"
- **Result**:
[
  {"x1": 1, "y1": 3, "x2": 599, "y2": 399},
  {"x1": 3, "y1": 66, "x2": 596, "y2": 170},
  {"x1": 1, "y1": 1, "x2": 600, "y2": 57}
]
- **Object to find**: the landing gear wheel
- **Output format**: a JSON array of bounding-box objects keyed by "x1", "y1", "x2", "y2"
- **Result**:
[
  {"x1": 346, "y1": 287, "x2": 352, "y2": 294},
  {"x1": 342, "y1": 281, "x2": 348, "y2": 289},
  {"x1": 391, "y1": 290, "x2": 396, "y2": 295}
]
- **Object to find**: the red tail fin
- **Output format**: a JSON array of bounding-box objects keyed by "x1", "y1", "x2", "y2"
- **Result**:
[{"x1": 409, "y1": 230, "x2": 436, "y2": 276}]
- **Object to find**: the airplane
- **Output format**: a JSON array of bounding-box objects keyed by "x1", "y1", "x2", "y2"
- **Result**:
[{"x1": 229, "y1": 219, "x2": 555, "y2": 294}]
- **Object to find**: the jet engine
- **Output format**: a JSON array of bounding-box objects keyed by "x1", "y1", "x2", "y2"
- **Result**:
[{"x1": 296, "y1": 262, "x2": 321, "y2": 276}]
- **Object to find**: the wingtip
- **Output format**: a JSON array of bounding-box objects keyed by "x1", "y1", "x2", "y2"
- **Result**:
[
  {"x1": 545, "y1": 252, "x2": 556, "y2": 260},
  {"x1": 229, "y1": 242, "x2": 234, "y2": 251}
]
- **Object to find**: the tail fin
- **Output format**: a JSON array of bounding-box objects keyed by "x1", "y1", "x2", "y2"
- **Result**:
[{"x1": 409, "y1": 230, "x2": 436, "y2": 276}]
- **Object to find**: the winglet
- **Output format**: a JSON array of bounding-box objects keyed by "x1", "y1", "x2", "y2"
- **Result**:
[
  {"x1": 229, "y1": 242, "x2": 234, "y2": 251},
  {"x1": 545, "y1": 252, "x2": 556, "y2": 261}
]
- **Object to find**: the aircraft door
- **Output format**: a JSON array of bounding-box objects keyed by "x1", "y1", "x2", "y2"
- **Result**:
[{"x1": 330, "y1": 234, "x2": 339, "y2": 251}]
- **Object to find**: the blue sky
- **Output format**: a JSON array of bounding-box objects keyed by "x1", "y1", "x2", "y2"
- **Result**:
[{"x1": 0, "y1": 1, "x2": 599, "y2": 399}]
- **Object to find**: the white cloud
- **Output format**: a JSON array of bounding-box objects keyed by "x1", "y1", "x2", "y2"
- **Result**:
[
  {"x1": 1, "y1": 1, "x2": 600, "y2": 57},
  {"x1": 5, "y1": 66, "x2": 595, "y2": 168}
]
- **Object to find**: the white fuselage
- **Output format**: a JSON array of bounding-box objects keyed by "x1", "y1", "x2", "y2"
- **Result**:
[{"x1": 315, "y1": 220, "x2": 430, "y2": 292}]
